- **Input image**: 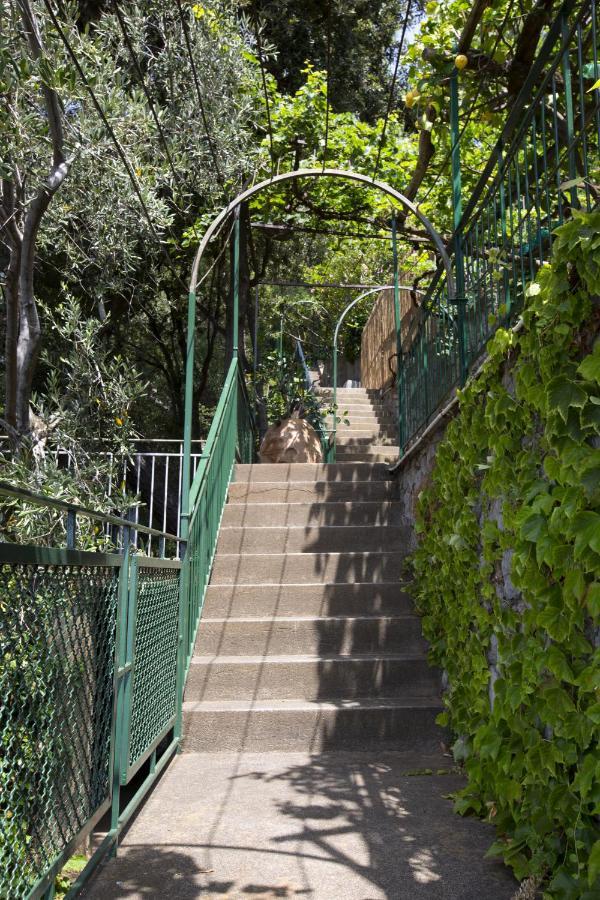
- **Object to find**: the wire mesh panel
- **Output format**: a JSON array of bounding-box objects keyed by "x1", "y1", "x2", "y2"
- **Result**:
[
  {"x1": 0, "y1": 548, "x2": 120, "y2": 899},
  {"x1": 125, "y1": 560, "x2": 181, "y2": 780}
]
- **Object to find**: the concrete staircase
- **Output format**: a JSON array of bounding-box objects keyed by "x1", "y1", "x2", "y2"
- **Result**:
[
  {"x1": 320, "y1": 386, "x2": 400, "y2": 464},
  {"x1": 182, "y1": 458, "x2": 443, "y2": 754}
]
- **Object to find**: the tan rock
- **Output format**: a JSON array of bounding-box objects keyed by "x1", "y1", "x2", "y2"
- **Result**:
[{"x1": 259, "y1": 415, "x2": 323, "y2": 464}]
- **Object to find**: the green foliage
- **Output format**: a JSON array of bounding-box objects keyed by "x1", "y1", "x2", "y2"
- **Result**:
[
  {"x1": 242, "y1": 0, "x2": 413, "y2": 120},
  {"x1": 411, "y1": 210, "x2": 600, "y2": 897},
  {"x1": 1, "y1": 296, "x2": 145, "y2": 547}
]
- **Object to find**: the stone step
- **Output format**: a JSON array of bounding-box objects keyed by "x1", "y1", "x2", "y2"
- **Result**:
[
  {"x1": 233, "y1": 463, "x2": 390, "y2": 483},
  {"x1": 185, "y1": 652, "x2": 438, "y2": 701},
  {"x1": 335, "y1": 423, "x2": 397, "y2": 436},
  {"x1": 335, "y1": 453, "x2": 399, "y2": 464},
  {"x1": 221, "y1": 500, "x2": 403, "y2": 527},
  {"x1": 202, "y1": 582, "x2": 413, "y2": 618},
  {"x1": 227, "y1": 480, "x2": 398, "y2": 504},
  {"x1": 182, "y1": 697, "x2": 443, "y2": 752},
  {"x1": 216, "y1": 525, "x2": 410, "y2": 555},
  {"x1": 210, "y1": 551, "x2": 407, "y2": 585},
  {"x1": 336, "y1": 446, "x2": 400, "y2": 463},
  {"x1": 195, "y1": 614, "x2": 426, "y2": 656},
  {"x1": 335, "y1": 435, "x2": 398, "y2": 447}
]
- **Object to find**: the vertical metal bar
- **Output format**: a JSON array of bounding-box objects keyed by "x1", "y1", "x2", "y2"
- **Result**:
[
  {"x1": 66, "y1": 509, "x2": 76, "y2": 549},
  {"x1": 332, "y1": 337, "x2": 337, "y2": 463},
  {"x1": 391, "y1": 215, "x2": 404, "y2": 452},
  {"x1": 119, "y1": 554, "x2": 137, "y2": 784},
  {"x1": 180, "y1": 289, "x2": 197, "y2": 552},
  {"x1": 134, "y1": 454, "x2": 141, "y2": 550},
  {"x1": 110, "y1": 542, "x2": 131, "y2": 851},
  {"x1": 450, "y1": 70, "x2": 468, "y2": 384},
  {"x1": 160, "y1": 456, "x2": 169, "y2": 558},
  {"x1": 576, "y1": 22, "x2": 591, "y2": 210},
  {"x1": 279, "y1": 314, "x2": 284, "y2": 362},
  {"x1": 233, "y1": 212, "x2": 240, "y2": 358},
  {"x1": 253, "y1": 284, "x2": 260, "y2": 382},
  {"x1": 561, "y1": 12, "x2": 578, "y2": 206},
  {"x1": 148, "y1": 456, "x2": 156, "y2": 555}
]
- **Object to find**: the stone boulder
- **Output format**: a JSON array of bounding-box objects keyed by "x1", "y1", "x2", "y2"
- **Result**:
[{"x1": 259, "y1": 414, "x2": 323, "y2": 464}]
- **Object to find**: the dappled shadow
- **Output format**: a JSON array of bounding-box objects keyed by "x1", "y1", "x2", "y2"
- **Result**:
[{"x1": 83, "y1": 753, "x2": 516, "y2": 899}]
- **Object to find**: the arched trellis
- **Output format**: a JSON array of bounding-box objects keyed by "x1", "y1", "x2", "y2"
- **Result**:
[
  {"x1": 329, "y1": 284, "x2": 423, "y2": 460},
  {"x1": 182, "y1": 168, "x2": 455, "y2": 539}
]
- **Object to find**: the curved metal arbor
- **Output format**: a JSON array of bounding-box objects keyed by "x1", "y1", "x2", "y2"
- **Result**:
[{"x1": 182, "y1": 168, "x2": 455, "y2": 537}]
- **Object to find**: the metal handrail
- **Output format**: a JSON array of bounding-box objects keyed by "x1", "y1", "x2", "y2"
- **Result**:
[{"x1": 0, "y1": 480, "x2": 182, "y2": 544}]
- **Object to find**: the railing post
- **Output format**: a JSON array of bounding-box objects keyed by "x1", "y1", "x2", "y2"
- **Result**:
[
  {"x1": 561, "y1": 11, "x2": 578, "y2": 207},
  {"x1": 497, "y1": 139, "x2": 511, "y2": 320},
  {"x1": 109, "y1": 540, "x2": 131, "y2": 854},
  {"x1": 66, "y1": 509, "x2": 76, "y2": 549},
  {"x1": 253, "y1": 284, "x2": 260, "y2": 382},
  {"x1": 332, "y1": 339, "x2": 337, "y2": 463},
  {"x1": 233, "y1": 211, "x2": 240, "y2": 358},
  {"x1": 450, "y1": 69, "x2": 468, "y2": 385},
  {"x1": 391, "y1": 214, "x2": 404, "y2": 453}
]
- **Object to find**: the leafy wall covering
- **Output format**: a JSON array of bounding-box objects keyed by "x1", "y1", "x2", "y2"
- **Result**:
[{"x1": 412, "y1": 210, "x2": 600, "y2": 898}]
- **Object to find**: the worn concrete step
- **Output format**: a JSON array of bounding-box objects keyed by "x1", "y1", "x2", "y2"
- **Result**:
[
  {"x1": 202, "y1": 582, "x2": 413, "y2": 618},
  {"x1": 216, "y1": 525, "x2": 410, "y2": 555},
  {"x1": 210, "y1": 551, "x2": 407, "y2": 585},
  {"x1": 182, "y1": 696, "x2": 444, "y2": 752},
  {"x1": 195, "y1": 614, "x2": 426, "y2": 656},
  {"x1": 335, "y1": 453, "x2": 399, "y2": 464},
  {"x1": 335, "y1": 424, "x2": 397, "y2": 436},
  {"x1": 336, "y1": 446, "x2": 400, "y2": 463},
  {"x1": 335, "y1": 436, "x2": 398, "y2": 447},
  {"x1": 233, "y1": 463, "x2": 390, "y2": 483},
  {"x1": 185, "y1": 652, "x2": 438, "y2": 701},
  {"x1": 221, "y1": 500, "x2": 403, "y2": 528},
  {"x1": 227, "y1": 481, "x2": 398, "y2": 504},
  {"x1": 333, "y1": 412, "x2": 394, "y2": 421}
]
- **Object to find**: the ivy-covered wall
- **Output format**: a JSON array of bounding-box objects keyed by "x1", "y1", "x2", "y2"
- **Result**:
[{"x1": 411, "y1": 209, "x2": 600, "y2": 899}]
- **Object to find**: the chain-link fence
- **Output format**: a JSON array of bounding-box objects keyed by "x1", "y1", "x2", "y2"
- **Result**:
[{"x1": 0, "y1": 493, "x2": 183, "y2": 899}]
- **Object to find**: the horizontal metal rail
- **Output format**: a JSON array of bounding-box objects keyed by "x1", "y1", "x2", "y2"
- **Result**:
[{"x1": 0, "y1": 481, "x2": 181, "y2": 544}]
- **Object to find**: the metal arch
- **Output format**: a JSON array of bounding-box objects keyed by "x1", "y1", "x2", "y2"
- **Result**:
[
  {"x1": 190, "y1": 168, "x2": 454, "y2": 295},
  {"x1": 182, "y1": 168, "x2": 453, "y2": 543},
  {"x1": 329, "y1": 285, "x2": 421, "y2": 461}
]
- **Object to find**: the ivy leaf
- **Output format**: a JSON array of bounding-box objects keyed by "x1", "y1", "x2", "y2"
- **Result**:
[
  {"x1": 586, "y1": 583, "x2": 600, "y2": 618},
  {"x1": 578, "y1": 349, "x2": 600, "y2": 385},
  {"x1": 589, "y1": 841, "x2": 600, "y2": 888},
  {"x1": 520, "y1": 513, "x2": 546, "y2": 542},
  {"x1": 547, "y1": 376, "x2": 588, "y2": 422},
  {"x1": 546, "y1": 645, "x2": 576, "y2": 683},
  {"x1": 572, "y1": 511, "x2": 600, "y2": 556}
]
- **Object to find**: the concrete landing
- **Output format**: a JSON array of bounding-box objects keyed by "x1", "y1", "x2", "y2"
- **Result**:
[{"x1": 83, "y1": 751, "x2": 517, "y2": 899}]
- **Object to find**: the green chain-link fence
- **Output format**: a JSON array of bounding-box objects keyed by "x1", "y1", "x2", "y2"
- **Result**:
[{"x1": 0, "y1": 494, "x2": 183, "y2": 899}]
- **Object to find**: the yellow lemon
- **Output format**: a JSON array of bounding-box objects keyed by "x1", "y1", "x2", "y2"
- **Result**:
[{"x1": 455, "y1": 54, "x2": 468, "y2": 71}]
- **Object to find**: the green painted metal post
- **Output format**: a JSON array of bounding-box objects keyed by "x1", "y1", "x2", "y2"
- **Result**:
[
  {"x1": 450, "y1": 70, "x2": 468, "y2": 385},
  {"x1": 332, "y1": 339, "x2": 338, "y2": 463},
  {"x1": 561, "y1": 12, "x2": 578, "y2": 208},
  {"x1": 497, "y1": 140, "x2": 511, "y2": 319},
  {"x1": 391, "y1": 215, "x2": 404, "y2": 453},
  {"x1": 278, "y1": 315, "x2": 284, "y2": 362},
  {"x1": 110, "y1": 542, "x2": 131, "y2": 853},
  {"x1": 233, "y1": 212, "x2": 240, "y2": 358}
]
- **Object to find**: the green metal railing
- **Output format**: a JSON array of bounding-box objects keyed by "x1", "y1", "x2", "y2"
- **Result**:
[
  {"x1": 181, "y1": 356, "x2": 257, "y2": 675},
  {"x1": 0, "y1": 487, "x2": 184, "y2": 899},
  {"x1": 294, "y1": 339, "x2": 334, "y2": 462},
  {"x1": 399, "y1": 0, "x2": 599, "y2": 450}
]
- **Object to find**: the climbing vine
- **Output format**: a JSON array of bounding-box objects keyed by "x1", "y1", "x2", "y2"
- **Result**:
[{"x1": 411, "y1": 209, "x2": 600, "y2": 899}]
